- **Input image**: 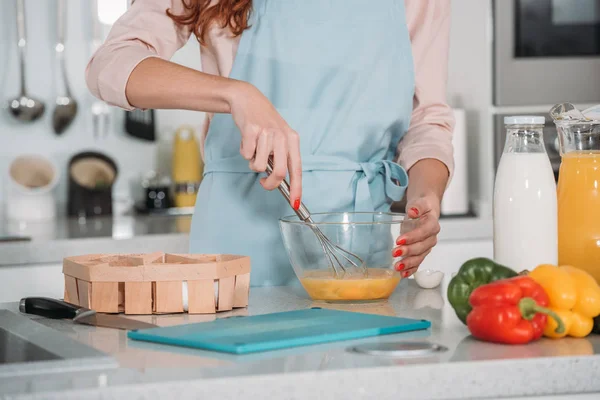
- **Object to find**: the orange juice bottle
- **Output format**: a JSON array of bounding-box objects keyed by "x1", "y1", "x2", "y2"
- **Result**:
[
  {"x1": 552, "y1": 101, "x2": 600, "y2": 284},
  {"x1": 557, "y1": 151, "x2": 600, "y2": 283}
]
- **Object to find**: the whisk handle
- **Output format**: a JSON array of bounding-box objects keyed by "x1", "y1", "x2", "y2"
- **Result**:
[{"x1": 266, "y1": 157, "x2": 312, "y2": 222}]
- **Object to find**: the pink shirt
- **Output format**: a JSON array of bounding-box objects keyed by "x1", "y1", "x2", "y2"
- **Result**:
[{"x1": 86, "y1": 0, "x2": 455, "y2": 178}]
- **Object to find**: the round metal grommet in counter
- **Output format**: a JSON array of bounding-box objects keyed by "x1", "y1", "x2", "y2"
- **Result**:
[{"x1": 347, "y1": 341, "x2": 448, "y2": 357}]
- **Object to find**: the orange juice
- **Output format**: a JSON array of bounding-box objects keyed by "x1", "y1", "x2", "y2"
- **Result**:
[
  {"x1": 299, "y1": 268, "x2": 401, "y2": 301},
  {"x1": 557, "y1": 151, "x2": 600, "y2": 283}
]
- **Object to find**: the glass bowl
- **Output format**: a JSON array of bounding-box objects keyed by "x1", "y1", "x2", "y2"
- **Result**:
[{"x1": 279, "y1": 212, "x2": 418, "y2": 303}]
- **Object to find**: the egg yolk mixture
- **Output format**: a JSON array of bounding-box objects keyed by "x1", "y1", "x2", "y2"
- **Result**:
[{"x1": 299, "y1": 268, "x2": 401, "y2": 301}]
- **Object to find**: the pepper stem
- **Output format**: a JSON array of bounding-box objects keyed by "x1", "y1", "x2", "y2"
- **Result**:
[{"x1": 518, "y1": 297, "x2": 566, "y2": 334}]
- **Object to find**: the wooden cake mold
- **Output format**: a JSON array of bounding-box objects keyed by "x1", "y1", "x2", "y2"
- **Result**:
[{"x1": 62, "y1": 252, "x2": 250, "y2": 315}]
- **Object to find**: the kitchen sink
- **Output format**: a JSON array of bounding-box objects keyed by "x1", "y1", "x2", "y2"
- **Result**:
[{"x1": 0, "y1": 310, "x2": 117, "y2": 378}]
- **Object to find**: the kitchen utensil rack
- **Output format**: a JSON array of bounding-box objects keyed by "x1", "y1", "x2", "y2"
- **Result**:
[{"x1": 62, "y1": 252, "x2": 250, "y2": 315}]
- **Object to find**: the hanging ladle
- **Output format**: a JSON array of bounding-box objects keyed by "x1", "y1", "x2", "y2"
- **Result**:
[
  {"x1": 8, "y1": 0, "x2": 45, "y2": 123},
  {"x1": 52, "y1": 0, "x2": 78, "y2": 134}
]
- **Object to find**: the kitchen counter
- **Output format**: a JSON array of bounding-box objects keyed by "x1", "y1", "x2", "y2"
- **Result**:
[
  {"x1": 0, "y1": 213, "x2": 492, "y2": 266},
  {"x1": 0, "y1": 214, "x2": 191, "y2": 266},
  {"x1": 1, "y1": 279, "x2": 599, "y2": 400}
]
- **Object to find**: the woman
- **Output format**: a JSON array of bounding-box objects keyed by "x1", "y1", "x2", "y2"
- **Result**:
[{"x1": 86, "y1": 0, "x2": 454, "y2": 287}]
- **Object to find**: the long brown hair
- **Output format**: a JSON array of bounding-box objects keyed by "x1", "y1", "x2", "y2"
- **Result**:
[{"x1": 167, "y1": 0, "x2": 253, "y2": 45}]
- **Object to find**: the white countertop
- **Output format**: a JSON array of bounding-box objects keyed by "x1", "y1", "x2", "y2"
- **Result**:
[{"x1": 2, "y1": 279, "x2": 599, "y2": 400}]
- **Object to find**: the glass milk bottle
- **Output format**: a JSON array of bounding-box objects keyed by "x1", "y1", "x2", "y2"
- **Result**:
[{"x1": 493, "y1": 116, "x2": 558, "y2": 271}]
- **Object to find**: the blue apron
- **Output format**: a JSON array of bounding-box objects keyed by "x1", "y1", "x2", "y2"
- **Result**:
[{"x1": 190, "y1": 0, "x2": 415, "y2": 287}]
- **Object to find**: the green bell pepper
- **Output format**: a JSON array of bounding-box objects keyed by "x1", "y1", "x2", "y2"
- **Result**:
[
  {"x1": 447, "y1": 257, "x2": 518, "y2": 324},
  {"x1": 593, "y1": 315, "x2": 600, "y2": 335}
]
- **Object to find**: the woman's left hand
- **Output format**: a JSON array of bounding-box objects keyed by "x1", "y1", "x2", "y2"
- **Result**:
[{"x1": 392, "y1": 192, "x2": 442, "y2": 278}]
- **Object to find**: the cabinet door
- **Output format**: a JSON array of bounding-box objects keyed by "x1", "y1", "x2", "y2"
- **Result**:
[{"x1": 0, "y1": 263, "x2": 64, "y2": 303}]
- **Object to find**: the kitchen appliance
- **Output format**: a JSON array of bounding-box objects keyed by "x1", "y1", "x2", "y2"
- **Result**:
[
  {"x1": 493, "y1": 116, "x2": 558, "y2": 272},
  {"x1": 551, "y1": 102, "x2": 600, "y2": 283},
  {"x1": 140, "y1": 171, "x2": 171, "y2": 211},
  {"x1": 494, "y1": 0, "x2": 600, "y2": 106},
  {"x1": 5, "y1": 154, "x2": 59, "y2": 222},
  {"x1": 67, "y1": 151, "x2": 117, "y2": 218},
  {"x1": 127, "y1": 308, "x2": 431, "y2": 355},
  {"x1": 0, "y1": 310, "x2": 117, "y2": 378},
  {"x1": 172, "y1": 125, "x2": 202, "y2": 207},
  {"x1": 279, "y1": 212, "x2": 418, "y2": 302},
  {"x1": 144, "y1": 183, "x2": 170, "y2": 210},
  {"x1": 19, "y1": 297, "x2": 157, "y2": 330},
  {"x1": 267, "y1": 157, "x2": 365, "y2": 278},
  {"x1": 7, "y1": 0, "x2": 45, "y2": 122}
]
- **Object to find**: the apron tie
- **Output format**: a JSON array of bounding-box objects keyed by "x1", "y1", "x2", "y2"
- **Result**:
[
  {"x1": 356, "y1": 159, "x2": 408, "y2": 212},
  {"x1": 203, "y1": 155, "x2": 409, "y2": 212}
]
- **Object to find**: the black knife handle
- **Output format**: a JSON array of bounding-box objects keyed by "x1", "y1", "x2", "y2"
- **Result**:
[{"x1": 19, "y1": 297, "x2": 83, "y2": 319}]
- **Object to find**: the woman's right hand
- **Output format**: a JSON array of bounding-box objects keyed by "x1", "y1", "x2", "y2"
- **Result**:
[{"x1": 229, "y1": 82, "x2": 302, "y2": 209}]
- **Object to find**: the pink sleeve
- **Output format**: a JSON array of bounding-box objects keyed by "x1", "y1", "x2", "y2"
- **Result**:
[
  {"x1": 85, "y1": 0, "x2": 192, "y2": 110},
  {"x1": 398, "y1": 0, "x2": 455, "y2": 180}
]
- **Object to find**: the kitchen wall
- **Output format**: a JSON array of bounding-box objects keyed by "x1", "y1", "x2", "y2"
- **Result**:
[
  {"x1": 446, "y1": 0, "x2": 494, "y2": 218},
  {"x1": 0, "y1": 0, "x2": 206, "y2": 212}
]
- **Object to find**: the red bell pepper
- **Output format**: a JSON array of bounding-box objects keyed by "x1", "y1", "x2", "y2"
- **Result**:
[{"x1": 466, "y1": 275, "x2": 565, "y2": 344}]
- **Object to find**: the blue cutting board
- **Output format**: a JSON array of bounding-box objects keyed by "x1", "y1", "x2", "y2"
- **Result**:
[{"x1": 127, "y1": 308, "x2": 431, "y2": 354}]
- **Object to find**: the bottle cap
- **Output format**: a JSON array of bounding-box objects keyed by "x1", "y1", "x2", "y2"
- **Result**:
[{"x1": 504, "y1": 116, "x2": 545, "y2": 125}]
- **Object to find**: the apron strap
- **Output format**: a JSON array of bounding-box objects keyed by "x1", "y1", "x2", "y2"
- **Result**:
[
  {"x1": 203, "y1": 155, "x2": 409, "y2": 212},
  {"x1": 356, "y1": 160, "x2": 408, "y2": 212}
]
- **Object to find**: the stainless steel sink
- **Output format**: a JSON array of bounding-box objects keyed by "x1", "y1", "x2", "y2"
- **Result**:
[{"x1": 0, "y1": 310, "x2": 117, "y2": 378}]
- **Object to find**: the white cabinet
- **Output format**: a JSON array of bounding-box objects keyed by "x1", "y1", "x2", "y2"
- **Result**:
[
  {"x1": 0, "y1": 263, "x2": 64, "y2": 303},
  {"x1": 419, "y1": 239, "x2": 493, "y2": 276}
]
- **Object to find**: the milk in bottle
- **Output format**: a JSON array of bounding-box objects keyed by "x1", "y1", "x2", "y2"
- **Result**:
[{"x1": 493, "y1": 116, "x2": 558, "y2": 271}]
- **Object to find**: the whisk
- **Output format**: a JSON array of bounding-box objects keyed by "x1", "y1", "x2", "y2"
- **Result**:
[{"x1": 265, "y1": 157, "x2": 366, "y2": 278}]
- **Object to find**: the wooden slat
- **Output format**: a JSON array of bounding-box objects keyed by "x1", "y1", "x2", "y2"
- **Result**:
[
  {"x1": 64, "y1": 253, "x2": 250, "y2": 282},
  {"x1": 118, "y1": 282, "x2": 125, "y2": 313},
  {"x1": 214, "y1": 256, "x2": 251, "y2": 279},
  {"x1": 142, "y1": 251, "x2": 165, "y2": 264},
  {"x1": 124, "y1": 282, "x2": 152, "y2": 314},
  {"x1": 165, "y1": 254, "x2": 216, "y2": 264},
  {"x1": 233, "y1": 273, "x2": 250, "y2": 308},
  {"x1": 77, "y1": 280, "x2": 92, "y2": 308},
  {"x1": 91, "y1": 282, "x2": 119, "y2": 313},
  {"x1": 64, "y1": 275, "x2": 79, "y2": 305},
  {"x1": 142, "y1": 257, "x2": 251, "y2": 282},
  {"x1": 187, "y1": 280, "x2": 216, "y2": 314},
  {"x1": 154, "y1": 281, "x2": 183, "y2": 313},
  {"x1": 217, "y1": 276, "x2": 235, "y2": 312},
  {"x1": 63, "y1": 262, "x2": 144, "y2": 282}
]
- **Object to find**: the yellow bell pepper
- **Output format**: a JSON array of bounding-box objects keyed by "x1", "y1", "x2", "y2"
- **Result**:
[{"x1": 528, "y1": 264, "x2": 600, "y2": 338}]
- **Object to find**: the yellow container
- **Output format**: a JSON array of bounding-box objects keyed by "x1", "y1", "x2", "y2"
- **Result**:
[
  {"x1": 557, "y1": 151, "x2": 600, "y2": 283},
  {"x1": 172, "y1": 125, "x2": 203, "y2": 208}
]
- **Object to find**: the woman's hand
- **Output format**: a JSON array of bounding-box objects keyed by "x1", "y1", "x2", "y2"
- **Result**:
[
  {"x1": 229, "y1": 82, "x2": 302, "y2": 209},
  {"x1": 124, "y1": 59, "x2": 302, "y2": 207},
  {"x1": 392, "y1": 193, "x2": 441, "y2": 278},
  {"x1": 391, "y1": 158, "x2": 449, "y2": 278}
]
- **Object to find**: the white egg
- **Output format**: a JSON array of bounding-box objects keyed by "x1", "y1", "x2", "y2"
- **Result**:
[{"x1": 413, "y1": 269, "x2": 445, "y2": 289}]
